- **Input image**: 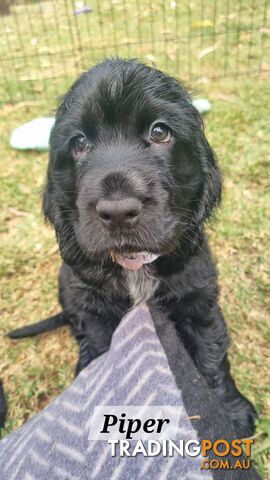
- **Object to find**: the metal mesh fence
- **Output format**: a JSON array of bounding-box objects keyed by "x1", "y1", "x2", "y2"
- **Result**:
[{"x1": 0, "y1": 0, "x2": 269, "y2": 104}]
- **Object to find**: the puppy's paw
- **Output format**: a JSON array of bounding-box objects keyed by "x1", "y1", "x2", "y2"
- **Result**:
[{"x1": 229, "y1": 396, "x2": 257, "y2": 438}]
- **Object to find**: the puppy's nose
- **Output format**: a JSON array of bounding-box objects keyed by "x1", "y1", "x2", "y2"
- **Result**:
[{"x1": 96, "y1": 198, "x2": 142, "y2": 229}]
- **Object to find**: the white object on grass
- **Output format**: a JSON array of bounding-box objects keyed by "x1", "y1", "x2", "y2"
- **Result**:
[
  {"x1": 9, "y1": 117, "x2": 55, "y2": 151},
  {"x1": 192, "y1": 98, "x2": 212, "y2": 114}
]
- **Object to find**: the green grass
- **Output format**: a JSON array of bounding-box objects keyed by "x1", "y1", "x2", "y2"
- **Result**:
[{"x1": 0, "y1": 0, "x2": 270, "y2": 477}]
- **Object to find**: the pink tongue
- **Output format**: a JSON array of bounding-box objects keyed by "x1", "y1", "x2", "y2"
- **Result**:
[
  {"x1": 116, "y1": 256, "x2": 145, "y2": 271},
  {"x1": 114, "y1": 252, "x2": 159, "y2": 271}
]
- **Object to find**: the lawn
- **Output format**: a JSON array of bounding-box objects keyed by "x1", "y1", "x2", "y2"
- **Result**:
[{"x1": 0, "y1": 0, "x2": 269, "y2": 478}]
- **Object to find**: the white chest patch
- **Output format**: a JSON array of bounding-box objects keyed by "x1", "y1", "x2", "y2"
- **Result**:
[{"x1": 126, "y1": 266, "x2": 159, "y2": 305}]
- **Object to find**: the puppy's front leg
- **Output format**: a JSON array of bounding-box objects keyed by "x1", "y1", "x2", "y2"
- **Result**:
[
  {"x1": 58, "y1": 263, "x2": 127, "y2": 375},
  {"x1": 176, "y1": 303, "x2": 257, "y2": 438},
  {"x1": 74, "y1": 316, "x2": 116, "y2": 375}
]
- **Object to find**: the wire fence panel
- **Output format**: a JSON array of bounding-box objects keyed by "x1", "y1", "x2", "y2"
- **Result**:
[{"x1": 0, "y1": 0, "x2": 269, "y2": 104}]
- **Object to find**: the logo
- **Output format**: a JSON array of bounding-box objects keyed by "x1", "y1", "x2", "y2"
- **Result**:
[{"x1": 89, "y1": 406, "x2": 254, "y2": 470}]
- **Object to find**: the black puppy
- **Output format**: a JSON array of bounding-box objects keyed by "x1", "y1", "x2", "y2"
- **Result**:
[{"x1": 9, "y1": 58, "x2": 256, "y2": 437}]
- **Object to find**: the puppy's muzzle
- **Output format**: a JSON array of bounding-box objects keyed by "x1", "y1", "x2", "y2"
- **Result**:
[{"x1": 96, "y1": 198, "x2": 142, "y2": 230}]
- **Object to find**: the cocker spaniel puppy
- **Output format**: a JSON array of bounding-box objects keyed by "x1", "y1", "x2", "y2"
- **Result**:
[{"x1": 9, "y1": 59, "x2": 256, "y2": 437}]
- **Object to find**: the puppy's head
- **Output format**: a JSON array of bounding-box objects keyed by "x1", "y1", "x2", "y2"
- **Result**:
[{"x1": 44, "y1": 59, "x2": 221, "y2": 270}]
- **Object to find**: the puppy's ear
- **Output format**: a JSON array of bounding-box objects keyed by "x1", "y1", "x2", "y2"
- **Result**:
[
  {"x1": 42, "y1": 149, "x2": 89, "y2": 268},
  {"x1": 42, "y1": 119, "x2": 58, "y2": 224},
  {"x1": 42, "y1": 118, "x2": 75, "y2": 224},
  {"x1": 42, "y1": 168, "x2": 53, "y2": 223},
  {"x1": 42, "y1": 148, "x2": 62, "y2": 225},
  {"x1": 196, "y1": 130, "x2": 222, "y2": 224},
  {"x1": 180, "y1": 119, "x2": 222, "y2": 255}
]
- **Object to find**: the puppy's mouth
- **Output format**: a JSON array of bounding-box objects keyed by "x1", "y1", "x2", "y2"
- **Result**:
[{"x1": 111, "y1": 251, "x2": 159, "y2": 271}]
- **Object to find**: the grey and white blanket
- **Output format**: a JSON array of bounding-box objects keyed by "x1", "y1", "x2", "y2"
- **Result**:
[{"x1": 0, "y1": 304, "x2": 260, "y2": 480}]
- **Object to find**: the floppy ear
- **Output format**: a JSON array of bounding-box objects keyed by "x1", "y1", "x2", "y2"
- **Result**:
[
  {"x1": 42, "y1": 115, "x2": 76, "y2": 222},
  {"x1": 179, "y1": 100, "x2": 222, "y2": 225},
  {"x1": 42, "y1": 152, "x2": 65, "y2": 225},
  {"x1": 42, "y1": 165, "x2": 53, "y2": 223},
  {"x1": 42, "y1": 143, "x2": 92, "y2": 269},
  {"x1": 42, "y1": 119, "x2": 59, "y2": 224},
  {"x1": 196, "y1": 130, "x2": 222, "y2": 224},
  {"x1": 180, "y1": 119, "x2": 222, "y2": 255}
]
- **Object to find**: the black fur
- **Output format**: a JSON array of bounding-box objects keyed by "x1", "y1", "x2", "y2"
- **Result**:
[{"x1": 9, "y1": 59, "x2": 256, "y2": 437}]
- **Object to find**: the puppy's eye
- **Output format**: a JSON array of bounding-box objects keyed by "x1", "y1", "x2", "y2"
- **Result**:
[
  {"x1": 150, "y1": 123, "x2": 171, "y2": 144},
  {"x1": 73, "y1": 135, "x2": 88, "y2": 155}
]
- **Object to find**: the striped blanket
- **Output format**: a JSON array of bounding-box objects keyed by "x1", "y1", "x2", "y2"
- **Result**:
[{"x1": 0, "y1": 304, "x2": 260, "y2": 480}]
